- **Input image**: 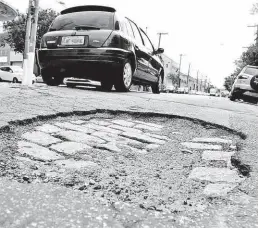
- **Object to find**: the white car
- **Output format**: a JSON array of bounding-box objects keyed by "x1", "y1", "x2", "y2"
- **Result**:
[{"x1": 0, "y1": 66, "x2": 36, "y2": 83}]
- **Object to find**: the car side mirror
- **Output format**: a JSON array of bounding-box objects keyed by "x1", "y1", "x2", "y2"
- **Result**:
[{"x1": 153, "y1": 48, "x2": 164, "y2": 55}]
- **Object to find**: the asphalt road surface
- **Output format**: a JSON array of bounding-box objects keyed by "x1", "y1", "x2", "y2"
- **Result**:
[{"x1": 0, "y1": 83, "x2": 257, "y2": 227}]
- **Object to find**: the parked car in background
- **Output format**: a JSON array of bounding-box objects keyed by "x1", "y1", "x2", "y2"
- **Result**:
[
  {"x1": 220, "y1": 90, "x2": 229, "y2": 97},
  {"x1": 229, "y1": 65, "x2": 258, "y2": 102},
  {"x1": 176, "y1": 87, "x2": 189, "y2": 94},
  {"x1": 0, "y1": 66, "x2": 36, "y2": 83},
  {"x1": 165, "y1": 85, "x2": 176, "y2": 93},
  {"x1": 209, "y1": 88, "x2": 219, "y2": 96},
  {"x1": 38, "y1": 5, "x2": 164, "y2": 93}
]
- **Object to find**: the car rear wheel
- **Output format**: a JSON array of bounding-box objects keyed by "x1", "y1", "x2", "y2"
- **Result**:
[
  {"x1": 250, "y1": 75, "x2": 258, "y2": 91},
  {"x1": 152, "y1": 75, "x2": 162, "y2": 94},
  {"x1": 42, "y1": 70, "x2": 63, "y2": 86},
  {"x1": 12, "y1": 78, "x2": 18, "y2": 83},
  {"x1": 114, "y1": 61, "x2": 133, "y2": 92},
  {"x1": 101, "y1": 80, "x2": 113, "y2": 91}
]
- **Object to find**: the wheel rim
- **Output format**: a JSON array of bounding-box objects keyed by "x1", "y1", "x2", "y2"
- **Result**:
[{"x1": 123, "y1": 63, "x2": 132, "y2": 88}]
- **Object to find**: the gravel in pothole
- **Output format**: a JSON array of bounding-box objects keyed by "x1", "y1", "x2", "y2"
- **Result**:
[{"x1": 0, "y1": 112, "x2": 242, "y2": 213}]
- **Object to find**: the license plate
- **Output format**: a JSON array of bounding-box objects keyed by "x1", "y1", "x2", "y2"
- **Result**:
[{"x1": 61, "y1": 36, "x2": 85, "y2": 46}]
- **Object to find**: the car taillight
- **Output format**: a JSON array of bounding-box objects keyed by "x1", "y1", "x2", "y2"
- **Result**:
[
  {"x1": 40, "y1": 36, "x2": 59, "y2": 49},
  {"x1": 102, "y1": 33, "x2": 121, "y2": 48}
]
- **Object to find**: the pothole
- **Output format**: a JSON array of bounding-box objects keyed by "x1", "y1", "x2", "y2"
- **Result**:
[{"x1": 0, "y1": 112, "x2": 247, "y2": 213}]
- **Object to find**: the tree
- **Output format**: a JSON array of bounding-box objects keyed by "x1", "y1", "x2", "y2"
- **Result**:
[
  {"x1": 2, "y1": 9, "x2": 58, "y2": 53},
  {"x1": 167, "y1": 73, "x2": 179, "y2": 85},
  {"x1": 224, "y1": 74, "x2": 235, "y2": 91}
]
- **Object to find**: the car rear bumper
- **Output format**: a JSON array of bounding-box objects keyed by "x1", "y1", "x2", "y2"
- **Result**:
[{"x1": 38, "y1": 48, "x2": 129, "y2": 80}]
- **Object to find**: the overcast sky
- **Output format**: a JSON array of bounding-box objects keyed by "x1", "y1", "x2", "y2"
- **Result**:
[{"x1": 5, "y1": 0, "x2": 258, "y2": 87}]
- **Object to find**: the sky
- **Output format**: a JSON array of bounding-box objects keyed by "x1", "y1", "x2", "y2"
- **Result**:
[{"x1": 4, "y1": 0, "x2": 258, "y2": 87}]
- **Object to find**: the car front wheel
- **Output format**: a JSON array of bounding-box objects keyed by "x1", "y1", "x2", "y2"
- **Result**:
[
  {"x1": 13, "y1": 78, "x2": 18, "y2": 83},
  {"x1": 114, "y1": 61, "x2": 133, "y2": 92},
  {"x1": 152, "y1": 74, "x2": 162, "y2": 94}
]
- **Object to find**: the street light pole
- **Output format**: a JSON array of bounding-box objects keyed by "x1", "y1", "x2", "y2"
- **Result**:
[
  {"x1": 178, "y1": 54, "x2": 185, "y2": 88},
  {"x1": 187, "y1": 63, "x2": 191, "y2": 89},
  {"x1": 157, "y1": 32, "x2": 168, "y2": 48}
]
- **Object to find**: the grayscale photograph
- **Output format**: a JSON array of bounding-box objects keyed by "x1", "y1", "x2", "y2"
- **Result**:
[{"x1": 0, "y1": 0, "x2": 257, "y2": 227}]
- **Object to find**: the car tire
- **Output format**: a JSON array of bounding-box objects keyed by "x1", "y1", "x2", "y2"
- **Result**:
[
  {"x1": 42, "y1": 70, "x2": 63, "y2": 86},
  {"x1": 114, "y1": 60, "x2": 133, "y2": 92},
  {"x1": 13, "y1": 78, "x2": 18, "y2": 83},
  {"x1": 250, "y1": 75, "x2": 258, "y2": 91},
  {"x1": 66, "y1": 83, "x2": 76, "y2": 88},
  {"x1": 101, "y1": 80, "x2": 113, "y2": 91},
  {"x1": 152, "y1": 74, "x2": 162, "y2": 94}
]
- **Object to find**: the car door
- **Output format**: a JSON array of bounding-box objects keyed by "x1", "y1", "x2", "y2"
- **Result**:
[
  {"x1": 139, "y1": 29, "x2": 162, "y2": 83},
  {"x1": 127, "y1": 19, "x2": 150, "y2": 82}
]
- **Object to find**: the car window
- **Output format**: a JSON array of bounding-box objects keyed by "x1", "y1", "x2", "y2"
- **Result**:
[
  {"x1": 243, "y1": 67, "x2": 258, "y2": 76},
  {"x1": 140, "y1": 29, "x2": 154, "y2": 52},
  {"x1": 6, "y1": 67, "x2": 12, "y2": 73},
  {"x1": 125, "y1": 18, "x2": 134, "y2": 38},
  {"x1": 128, "y1": 20, "x2": 143, "y2": 45},
  {"x1": 0, "y1": 67, "x2": 6, "y2": 71},
  {"x1": 49, "y1": 11, "x2": 114, "y2": 31}
]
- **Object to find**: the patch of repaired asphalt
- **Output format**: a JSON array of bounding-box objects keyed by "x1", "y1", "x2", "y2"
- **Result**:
[{"x1": 0, "y1": 112, "x2": 245, "y2": 214}]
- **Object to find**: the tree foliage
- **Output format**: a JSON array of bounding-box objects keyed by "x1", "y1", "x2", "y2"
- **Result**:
[{"x1": 2, "y1": 9, "x2": 58, "y2": 53}]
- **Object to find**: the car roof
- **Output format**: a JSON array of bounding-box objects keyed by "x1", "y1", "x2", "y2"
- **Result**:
[{"x1": 61, "y1": 5, "x2": 116, "y2": 15}]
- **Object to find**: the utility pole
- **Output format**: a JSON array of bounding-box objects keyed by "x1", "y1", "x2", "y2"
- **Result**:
[
  {"x1": 196, "y1": 70, "x2": 199, "y2": 91},
  {"x1": 146, "y1": 27, "x2": 148, "y2": 34},
  {"x1": 157, "y1": 32, "x2": 168, "y2": 48},
  {"x1": 178, "y1": 54, "x2": 185, "y2": 88},
  {"x1": 22, "y1": 0, "x2": 33, "y2": 85},
  {"x1": 22, "y1": 0, "x2": 40, "y2": 86},
  {"x1": 187, "y1": 63, "x2": 191, "y2": 89},
  {"x1": 247, "y1": 25, "x2": 258, "y2": 45}
]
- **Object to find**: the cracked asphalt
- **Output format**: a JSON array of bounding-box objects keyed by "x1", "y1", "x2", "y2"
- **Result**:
[{"x1": 0, "y1": 83, "x2": 258, "y2": 227}]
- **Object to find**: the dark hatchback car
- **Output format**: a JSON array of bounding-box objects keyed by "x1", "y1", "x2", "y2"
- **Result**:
[{"x1": 38, "y1": 5, "x2": 164, "y2": 93}]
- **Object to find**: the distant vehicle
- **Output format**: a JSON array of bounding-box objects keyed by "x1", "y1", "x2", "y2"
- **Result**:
[
  {"x1": 165, "y1": 85, "x2": 176, "y2": 93},
  {"x1": 38, "y1": 5, "x2": 164, "y2": 93},
  {"x1": 177, "y1": 87, "x2": 189, "y2": 94},
  {"x1": 0, "y1": 66, "x2": 36, "y2": 83},
  {"x1": 229, "y1": 65, "x2": 258, "y2": 102},
  {"x1": 220, "y1": 90, "x2": 230, "y2": 97},
  {"x1": 209, "y1": 88, "x2": 219, "y2": 96}
]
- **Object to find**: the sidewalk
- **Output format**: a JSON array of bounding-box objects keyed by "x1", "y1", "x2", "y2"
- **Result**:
[{"x1": 0, "y1": 84, "x2": 258, "y2": 227}]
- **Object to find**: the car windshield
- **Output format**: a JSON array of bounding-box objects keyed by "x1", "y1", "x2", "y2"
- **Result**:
[
  {"x1": 243, "y1": 67, "x2": 258, "y2": 76},
  {"x1": 49, "y1": 11, "x2": 114, "y2": 31},
  {"x1": 11, "y1": 66, "x2": 23, "y2": 73}
]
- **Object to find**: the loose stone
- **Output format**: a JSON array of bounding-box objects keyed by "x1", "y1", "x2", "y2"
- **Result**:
[
  {"x1": 35, "y1": 124, "x2": 62, "y2": 134},
  {"x1": 203, "y1": 183, "x2": 237, "y2": 197},
  {"x1": 22, "y1": 131, "x2": 62, "y2": 146},
  {"x1": 18, "y1": 141, "x2": 64, "y2": 161},
  {"x1": 192, "y1": 137, "x2": 232, "y2": 144},
  {"x1": 202, "y1": 151, "x2": 235, "y2": 161},
  {"x1": 54, "y1": 122, "x2": 95, "y2": 134},
  {"x1": 57, "y1": 131, "x2": 105, "y2": 145},
  {"x1": 182, "y1": 142, "x2": 222, "y2": 150},
  {"x1": 189, "y1": 167, "x2": 244, "y2": 183},
  {"x1": 50, "y1": 142, "x2": 91, "y2": 155},
  {"x1": 122, "y1": 132, "x2": 166, "y2": 144}
]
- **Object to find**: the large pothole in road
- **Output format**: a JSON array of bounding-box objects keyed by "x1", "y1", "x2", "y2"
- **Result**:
[{"x1": 0, "y1": 112, "x2": 246, "y2": 213}]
